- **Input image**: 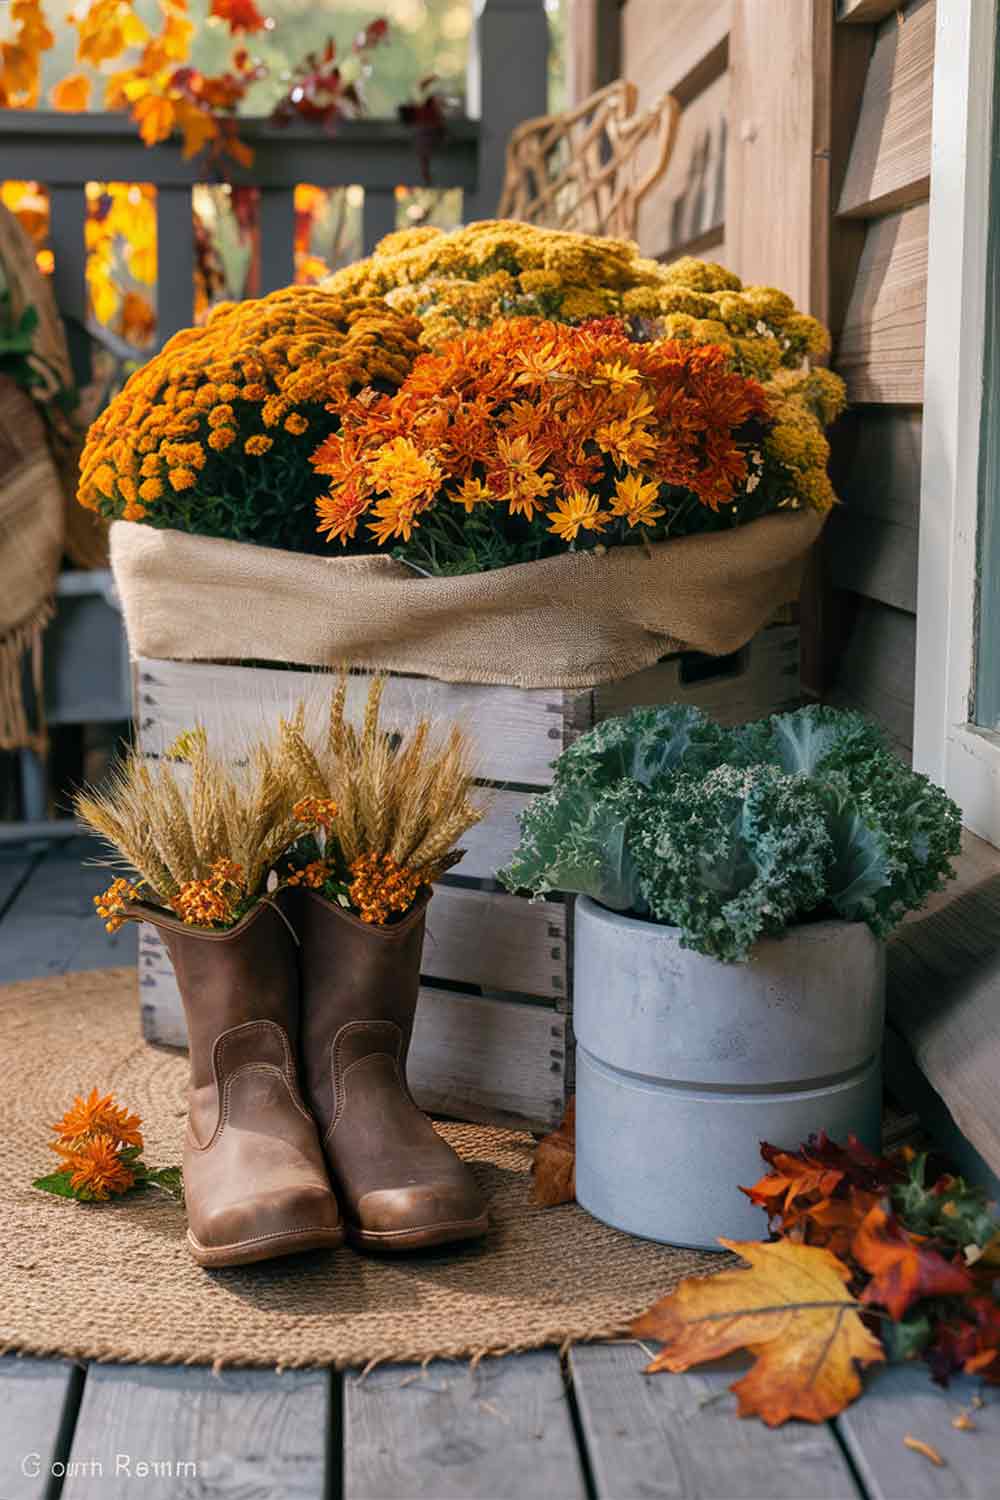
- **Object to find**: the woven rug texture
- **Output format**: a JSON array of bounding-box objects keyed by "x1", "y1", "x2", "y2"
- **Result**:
[{"x1": 2, "y1": 969, "x2": 718, "y2": 1370}]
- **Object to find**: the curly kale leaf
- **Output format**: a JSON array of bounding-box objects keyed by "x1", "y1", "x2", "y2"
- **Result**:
[
  {"x1": 552, "y1": 704, "x2": 729, "y2": 791},
  {"x1": 631, "y1": 766, "x2": 834, "y2": 962},
  {"x1": 499, "y1": 781, "x2": 647, "y2": 912},
  {"x1": 764, "y1": 704, "x2": 891, "y2": 776}
]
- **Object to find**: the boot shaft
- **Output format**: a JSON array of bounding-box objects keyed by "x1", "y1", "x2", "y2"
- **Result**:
[
  {"x1": 293, "y1": 888, "x2": 429, "y2": 1130},
  {"x1": 136, "y1": 898, "x2": 301, "y2": 1090}
]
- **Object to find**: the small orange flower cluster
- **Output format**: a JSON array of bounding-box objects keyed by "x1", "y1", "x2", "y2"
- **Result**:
[
  {"x1": 348, "y1": 852, "x2": 423, "y2": 925},
  {"x1": 313, "y1": 317, "x2": 771, "y2": 550},
  {"x1": 94, "y1": 876, "x2": 143, "y2": 934},
  {"x1": 77, "y1": 287, "x2": 423, "y2": 552},
  {"x1": 292, "y1": 797, "x2": 340, "y2": 831},
  {"x1": 50, "y1": 1089, "x2": 144, "y2": 1202},
  {"x1": 170, "y1": 859, "x2": 246, "y2": 927},
  {"x1": 285, "y1": 859, "x2": 333, "y2": 890}
]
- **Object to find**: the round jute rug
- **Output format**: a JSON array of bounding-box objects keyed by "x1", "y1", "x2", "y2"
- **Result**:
[{"x1": 2, "y1": 968, "x2": 719, "y2": 1370}]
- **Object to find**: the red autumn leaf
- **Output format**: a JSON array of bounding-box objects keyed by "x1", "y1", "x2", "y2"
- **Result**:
[
  {"x1": 210, "y1": 0, "x2": 267, "y2": 33},
  {"x1": 788, "y1": 1133, "x2": 905, "y2": 1194},
  {"x1": 531, "y1": 1098, "x2": 575, "y2": 1207},
  {"x1": 854, "y1": 1202, "x2": 974, "y2": 1321}
]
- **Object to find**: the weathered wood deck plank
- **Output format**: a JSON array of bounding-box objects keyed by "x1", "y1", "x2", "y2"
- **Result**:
[
  {"x1": 0, "y1": 1357, "x2": 84, "y2": 1500},
  {"x1": 836, "y1": 1364, "x2": 1000, "y2": 1499},
  {"x1": 0, "y1": 839, "x2": 136, "y2": 982},
  {"x1": 0, "y1": 848, "x2": 37, "y2": 917},
  {"x1": 344, "y1": 1352, "x2": 588, "y2": 1500},
  {"x1": 60, "y1": 1363, "x2": 331, "y2": 1500},
  {"x1": 569, "y1": 1343, "x2": 863, "y2": 1499}
]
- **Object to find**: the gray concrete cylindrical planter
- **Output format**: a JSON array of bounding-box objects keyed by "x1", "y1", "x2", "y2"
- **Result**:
[{"x1": 573, "y1": 896, "x2": 885, "y2": 1249}]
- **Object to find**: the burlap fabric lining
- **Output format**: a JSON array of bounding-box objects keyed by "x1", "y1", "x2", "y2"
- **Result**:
[
  {"x1": 2, "y1": 969, "x2": 719, "y2": 1370},
  {"x1": 110, "y1": 508, "x2": 824, "y2": 690}
]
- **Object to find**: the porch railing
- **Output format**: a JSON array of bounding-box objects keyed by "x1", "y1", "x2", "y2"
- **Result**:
[{"x1": 0, "y1": 0, "x2": 549, "y2": 365}]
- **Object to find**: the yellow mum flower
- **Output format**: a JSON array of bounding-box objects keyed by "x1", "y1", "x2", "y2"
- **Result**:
[
  {"x1": 284, "y1": 412, "x2": 309, "y2": 435},
  {"x1": 138, "y1": 478, "x2": 163, "y2": 501},
  {"x1": 610, "y1": 473, "x2": 666, "y2": 529},
  {"x1": 208, "y1": 428, "x2": 237, "y2": 451},
  {"x1": 169, "y1": 467, "x2": 197, "y2": 491},
  {"x1": 208, "y1": 404, "x2": 235, "y2": 428},
  {"x1": 244, "y1": 435, "x2": 273, "y2": 456},
  {"x1": 547, "y1": 489, "x2": 609, "y2": 543}
]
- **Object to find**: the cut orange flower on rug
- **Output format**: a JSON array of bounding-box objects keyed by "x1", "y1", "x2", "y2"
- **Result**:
[{"x1": 34, "y1": 1089, "x2": 181, "y2": 1203}]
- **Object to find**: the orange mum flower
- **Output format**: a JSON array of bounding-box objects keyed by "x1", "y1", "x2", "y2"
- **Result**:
[
  {"x1": 52, "y1": 1088, "x2": 143, "y2": 1150},
  {"x1": 56, "y1": 1134, "x2": 136, "y2": 1201}
]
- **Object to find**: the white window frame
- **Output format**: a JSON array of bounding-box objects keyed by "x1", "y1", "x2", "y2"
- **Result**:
[{"x1": 913, "y1": 0, "x2": 1000, "y2": 843}]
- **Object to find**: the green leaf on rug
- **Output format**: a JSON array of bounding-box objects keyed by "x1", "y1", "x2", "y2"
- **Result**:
[{"x1": 32, "y1": 1170, "x2": 80, "y2": 1199}]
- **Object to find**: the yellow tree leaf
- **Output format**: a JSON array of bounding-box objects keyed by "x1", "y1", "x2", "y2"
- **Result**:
[
  {"x1": 50, "y1": 72, "x2": 91, "y2": 111},
  {"x1": 632, "y1": 1237, "x2": 885, "y2": 1427}
]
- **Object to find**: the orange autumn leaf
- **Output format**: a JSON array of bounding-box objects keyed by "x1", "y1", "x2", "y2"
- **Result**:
[
  {"x1": 802, "y1": 1189, "x2": 879, "y2": 1255},
  {"x1": 174, "y1": 101, "x2": 219, "y2": 159},
  {"x1": 531, "y1": 1097, "x2": 575, "y2": 1207},
  {"x1": 632, "y1": 1238, "x2": 885, "y2": 1427},
  {"x1": 50, "y1": 71, "x2": 91, "y2": 110},
  {"x1": 742, "y1": 1151, "x2": 845, "y2": 1224},
  {"x1": 132, "y1": 92, "x2": 177, "y2": 146},
  {"x1": 854, "y1": 1202, "x2": 974, "y2": 1322},
  {"x1": 210, "y1": 0, "x2": 267, "y2": 31}
]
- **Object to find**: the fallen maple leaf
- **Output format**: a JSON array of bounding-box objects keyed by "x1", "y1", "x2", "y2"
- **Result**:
[
  {"x1": 631, "y1": 1237, "x2": 884, "y2": 1426},
  {"x1": 531, "y1": 1098, "x2": 575, "y2": 1207},
  {"x1": 854, "y1": 1203, "x2": 973, "y2": 1321}
]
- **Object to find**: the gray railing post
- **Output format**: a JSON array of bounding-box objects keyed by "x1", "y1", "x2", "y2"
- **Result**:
[{"x1": 466, "y1": 0, "x2": 549, "y2": 221}]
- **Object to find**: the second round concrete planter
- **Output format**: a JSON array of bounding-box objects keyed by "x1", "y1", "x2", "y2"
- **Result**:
[{"x1": 573, "y1": 896, "x2": 885, "y2": 1249}]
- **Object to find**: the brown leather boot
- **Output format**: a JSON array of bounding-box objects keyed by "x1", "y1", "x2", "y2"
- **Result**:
[
  {"x1": 133, "y1": 900, "x2": 344, "y2": 1268},
  {"x1": 295, "y1": 889, "x2": 489, "y2": 1252}
]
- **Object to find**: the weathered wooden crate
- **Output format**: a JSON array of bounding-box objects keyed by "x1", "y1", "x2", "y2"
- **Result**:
[{"x1": 134, "y1": 624, "x2": 800, "y2": 1132}]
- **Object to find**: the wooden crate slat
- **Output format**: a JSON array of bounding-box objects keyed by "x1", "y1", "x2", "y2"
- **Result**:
[
  {"x1": 0, "y1": 1358, "x2": 82, "y2": 1500},
  {"x1": 835, "y1": 1365, "x2": 1000, "y2": 1500},
  {"x1": 426, "y1": 884, "x2": 565, "y2": 998},
  {"x1": 569, "y1": 1343, "x2": 863, "y2": 1499},
  {"x1": 838, "y1": 0, "x2": 934, "y2": 219},
  {"x1": 60, "y1": 1363, "x2": 329, "y2": 1500},
  {"x1": 345, "y1": 1351, "x2": 588, "y2": 1500},
  {"x1": 835, "y1": 201, "x2": 928, "y2": 404},
  {"x1": 449, "y1": 788, "x2": 531, "y2": 883},
  {"x1": 594, "y1": 623, "x2": 800, "y2": 723},
  {"x1": 138, "y1": 927, "x2": 567, "y2": 1132},
  {"x1": 135, "y1": 658, "x2": 564, "y2": 788}
]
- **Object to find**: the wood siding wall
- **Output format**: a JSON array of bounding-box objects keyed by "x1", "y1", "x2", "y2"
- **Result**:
[
  {"x1": 827, "y1": 0, "x2": 933, "y2": 758},
  {"x1": 572, "y1": 0, "x2": 934, "y2": 757}
]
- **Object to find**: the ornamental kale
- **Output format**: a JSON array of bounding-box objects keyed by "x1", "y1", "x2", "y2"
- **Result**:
[{"x1": 499, "y1": 704, "x2": 962, "y2": 962}]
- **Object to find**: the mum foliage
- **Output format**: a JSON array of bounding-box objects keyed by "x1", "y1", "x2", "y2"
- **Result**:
[
  {"x1": 500, "y1": 704, "x2": 961, "y2": 961},
  {"x1": 77, "y1": 286, "x2": 422, "y2": 553},
  {"x1": 311, "y1": 315, "x2": 797, "y2": 573}
]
